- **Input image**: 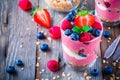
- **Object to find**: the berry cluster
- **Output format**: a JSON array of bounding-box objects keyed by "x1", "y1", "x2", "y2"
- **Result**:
[{"x1": 61, "y1": 9, "x2": 102, "y2": 42}]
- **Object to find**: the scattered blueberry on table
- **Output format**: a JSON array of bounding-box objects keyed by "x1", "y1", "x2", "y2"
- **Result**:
[
  {"x1": 103, "y1": 66, "x2": 113, "y2": 75},
  {"x1": 103, "y1": 30, "x2": 111, "y2": 38},
  {"x1": 91, "y1": 69, "x2": 99, "y2": 76},
  {"x1": 6, "y1": 66, "x2": 16, "y2": 74},
  {"x1": 16, "y1": 60, "x2": 23, "y2": 66},
  {"x1": 40, "y1": 43, "x2": 49, "y2": 51},
  {"x1": 37, "y1": 32, "x2": 45, "y2": 39}
]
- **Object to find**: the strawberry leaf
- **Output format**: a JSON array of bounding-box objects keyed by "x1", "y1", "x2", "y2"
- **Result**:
[
  {"x1": 78, "y1": 10, "x2": 88, "y2": 16},
  {"x1": 31, "y1": 7, "x2": 37, "y2": 17}
]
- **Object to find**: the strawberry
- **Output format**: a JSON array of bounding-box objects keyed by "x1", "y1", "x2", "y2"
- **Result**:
[
  {"x1": 74, "y1": 10, "x2": 95, "y2": 28},
  {"x1": 32, "y1": 8, "x2": 51, "y2": 28},
  {"x1": 18, "y1": 0, "x2": 32, "y2": 11}
]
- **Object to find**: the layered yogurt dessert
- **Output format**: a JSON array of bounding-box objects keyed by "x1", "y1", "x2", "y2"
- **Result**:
[
  {"x1": 60, "y1": 9, "x2": 103, "y2": 70},
  {"x1": 45, "y1": 0, "x2": 80, "y2": 12},
  {"x1": 95, "y1": 0, "x2": 120, "y2": 26}
]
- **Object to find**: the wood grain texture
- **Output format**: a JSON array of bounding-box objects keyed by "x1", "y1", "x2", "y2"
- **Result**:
[
  {"x1": 0, "y1": 0, "x2": 9, "y2": 79},
  {"x1": 3, "y1": 0, "x2": 38, "y2": 80},
  {"x1": 37, "y1": 0, "x2": 102, "y2": 80},
  {"x1": 101, "y1": 25, "x2": 120, "y2": 80},
  {"x1": 0, "y1": 0, "x2": 120, "y2": 80}
]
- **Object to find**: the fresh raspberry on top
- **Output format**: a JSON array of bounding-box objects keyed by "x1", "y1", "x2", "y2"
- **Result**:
[
  {"x1": 61, "y1": 19, "x2": 72, "y2": 30},
  {"x1": 92, "y1": 21, "x2": 102, "y2": 30},
  {"x1": 79, "y1": 33, "x2": 91, "y2": 42}
]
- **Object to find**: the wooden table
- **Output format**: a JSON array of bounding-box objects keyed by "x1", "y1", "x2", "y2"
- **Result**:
[{"x1": 0, "y1": 0, "x2": 120, "y2": 80}]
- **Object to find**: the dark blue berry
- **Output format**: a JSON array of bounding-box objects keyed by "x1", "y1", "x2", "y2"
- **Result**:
[
  {"x1": 91, "y1": 69, "x2": 99, "y2": 76},
  {"x1": 70, "y1": 32, "x2": 79, "y2": 41},
  {"x1": 40, "y1": 43, "x2": 49, "y2": 51},
  {"x1": 88, "y1": 26, "x2": 93, "y2": 33},
  {"x1": 66, "y1": 11, "x2": 76, "y2": 21},
  {"x1": 64, "y1": 29, "x2": 73, "y2": 36},
  {"x1": 78, "y1": 53, "x2": 87, "y2": 57},
  {"x1": 37, "y1": 32, "x2": 45, "y2": 39},
  {"x1": 16, "y1": 60, "x2": 23, "y2": 66},
  {"x1": 103, "y1": 66, "x2": 113, "y2": 75},
  {"x1": 92, "y1": 29, "x2": 101, "y2": 37},
  {"x1": 103, "y1": 30, "x2": 110, "y2": 38},
  {"x1": 71, "y1": 10, "x2": 77, "y2": 16},
  {"x1": 6, "y1": 66, "x2": 15, "y2": 74}
]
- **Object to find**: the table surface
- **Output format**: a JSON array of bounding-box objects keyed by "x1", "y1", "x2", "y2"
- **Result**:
[{"x1": 0, "y1": 0, "x2": 120, "y2": 80}]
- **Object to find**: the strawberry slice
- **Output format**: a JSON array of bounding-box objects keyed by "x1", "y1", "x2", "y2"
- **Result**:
[
  {"x1": 74, "y1": 14, "x2": 95, "y2": 28},
  {"x1": 33, "y1": 8, "x2": 51, "y2": 28}
]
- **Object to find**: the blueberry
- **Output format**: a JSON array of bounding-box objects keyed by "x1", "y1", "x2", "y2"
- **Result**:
[
  {"x1": 91, "y1": 69, "x2": 99, "y2": 76},
  {"x1": 37, "y1": 32, "x2": 45, "y2": 39},
  {"x1": 92, "y1": 29, "x2": 101, "y2": 37},
  {"x1": 16, "y1": 60, "x2": 23, "y2": 66},
  {"x1": 40, "y1": 43, "x2": 49, "y2": 51},
  {"x1": 64, "y1": 29, "x2": 73, "y2": 36},
  {"x1": 66, "y1": 14, "x2": 72, "y2": 21},
  {"x1": 78, "y1": 53, "x2": 87, "y2": 57},
  {"x1": 71, "y1": 10, "x2": 77, "y2": 16},
  {"x1": 103, "y1": 30, "x2": 110, "y2": 38},
  {"x1": 66, "y1": 11, "x2": 76, "y2": 21},
  {"x1": 6, "y1": 66, "x2": 15, "y2": 74},
  {"x1": 103, "y1": 66, "x2": 113, "y2": 75},
  {"x1": 88, "y1": 26, "x2": 93, "y2": 33},
  {"x1": 70, "y1": 32, "x2": 79, "y2": 41}
]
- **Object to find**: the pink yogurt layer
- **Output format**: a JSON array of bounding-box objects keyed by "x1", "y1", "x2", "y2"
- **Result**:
[
  {"x1": 61, "y1": 16, "x2": 103, "y2": 66},
  {"x1": 95, "y1": 0, "x2": 120, "y2": 22}
]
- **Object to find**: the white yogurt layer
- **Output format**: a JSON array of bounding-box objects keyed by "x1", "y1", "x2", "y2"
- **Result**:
[{"x1": 62, "y1": 43, "x2": 86, "y2": 59}]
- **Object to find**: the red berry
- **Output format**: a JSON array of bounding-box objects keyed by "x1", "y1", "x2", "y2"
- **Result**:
[
  {"x1": 74, "y1": 14, "x2": 95, "y2": 28},
  {"x1": 79, "y1": 33, "x2": 91, "y2": 42},
  {"x1": 49, "y1": 26, "x2": 61, "y2": 39},
  {"x1": 92, "y1": 21, "x2": 102, "y2": 30},
  {"x1": 18, "y1": 0, "x2": 32, "y2": 11},
  {"x1": 47, "y1": 60, "x2": 59, "y2": 72},
  {"x1": 61, "y1": 19, "x2": 72, "y2": 30}
]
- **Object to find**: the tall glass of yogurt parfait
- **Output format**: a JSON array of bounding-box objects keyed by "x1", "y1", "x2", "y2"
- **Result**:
[
  {"x1": 95, "y1": 0, "x2": 120, "y2": 26},
  {"x1": 60, "y1": 9, "x2": 103, "y2": 71},
  {"x1": 45, "y1": 0, "x2": 81, "y2": 12}
]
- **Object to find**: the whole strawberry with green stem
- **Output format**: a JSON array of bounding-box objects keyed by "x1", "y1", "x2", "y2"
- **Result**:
[
  {"x1": 32, "y1": 8, "x2": 51, "y2": 28},
  {"x1": 74, "y1": 10, "x2": 95, "y2": 28}
]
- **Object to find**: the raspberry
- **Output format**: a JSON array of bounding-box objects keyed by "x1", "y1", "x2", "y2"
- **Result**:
[
  {"x1": 79, "y1": 33, "x2": 91, "y2": 42},
  {"x1": 92, "y1": 21, "x2": 102, "y2": 30},
  {"x1": 49, "y1": 26, "x2": 61, "y2": 39},
  {"x1": 61, "y1": 19, "x2": 72, "y2": 30},
  {"x1": 47, "y1": 60, "x2": 59, "y2": 72},
  {"x1": 18, "y1": 0, "x2": 32, "y2": 11}
]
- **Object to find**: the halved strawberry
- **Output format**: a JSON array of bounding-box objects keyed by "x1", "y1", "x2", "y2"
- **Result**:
[
  {"x1": 33, "y1": 8, "x2": 51, "y2": 28},
  {"x1": 74, "y1": 14, "x2": 95, "y2": 28}
]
